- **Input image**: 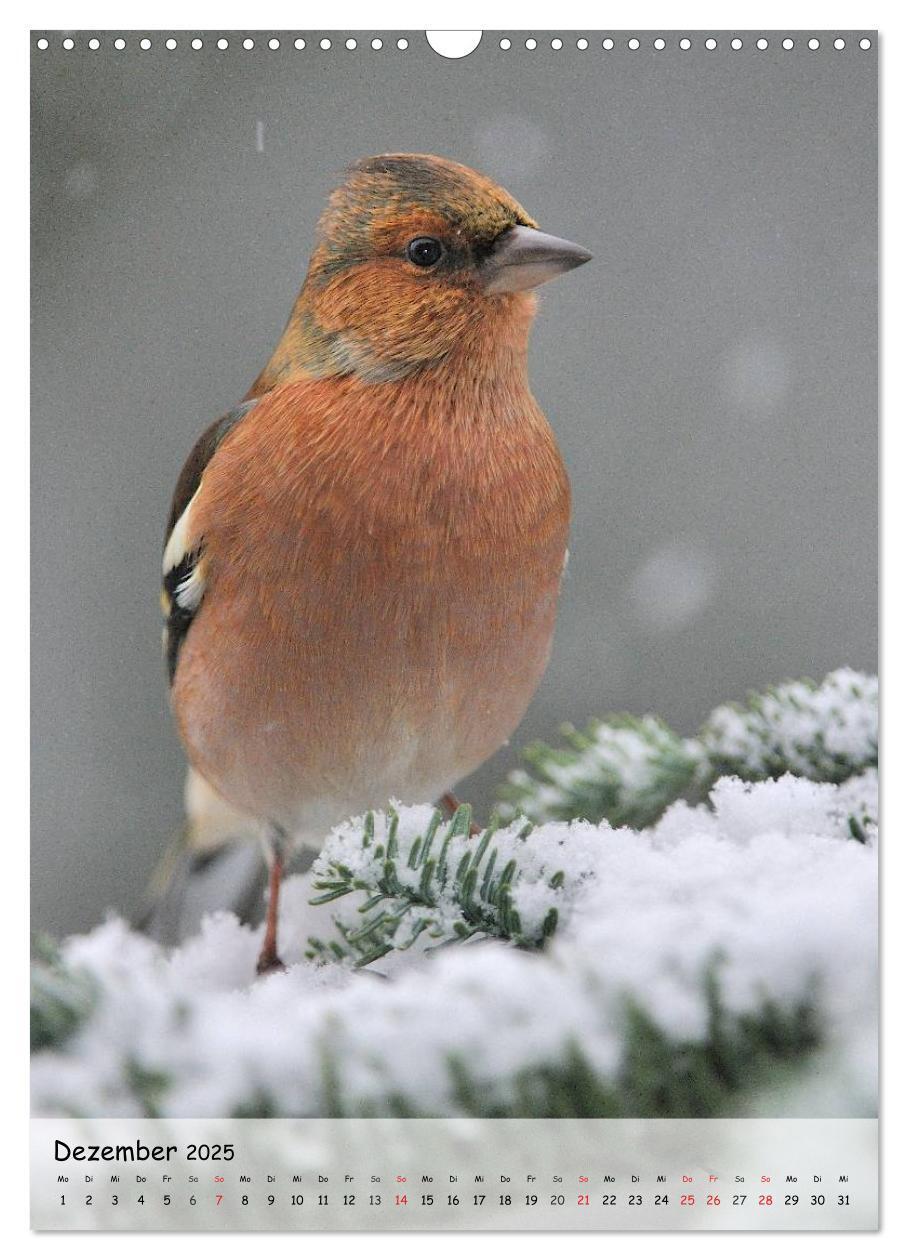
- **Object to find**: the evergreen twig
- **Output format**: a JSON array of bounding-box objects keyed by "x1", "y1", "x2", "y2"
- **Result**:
[
  {"x1": 30, "y1": 935, "x2": 97, "y2": 1052},
  {"x1": 498, "y1": 668, "x2": 878, "y2": 827},
  {"x1": 307, "y1": 804, "x2": 565, "y2": 966}
]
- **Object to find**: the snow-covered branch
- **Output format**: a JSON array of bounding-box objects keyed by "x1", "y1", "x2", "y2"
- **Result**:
[
  {"x1": 305, "y1": 803, "x2": 570, "y2": 966},
  {"x1": 32, "y1": 765, "x2": 877, "y2": 1120},
  {"x1": 498, "y1": 668, "x2": 878, "y2": 827}
]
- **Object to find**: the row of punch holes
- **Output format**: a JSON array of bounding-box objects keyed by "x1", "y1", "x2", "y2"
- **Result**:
[
  {"x1": 35, "y1": 34, "x2": 874, "y2": 53},
  {"x1": 37, "y1": 36, "x2": 411, "y2": 51}
]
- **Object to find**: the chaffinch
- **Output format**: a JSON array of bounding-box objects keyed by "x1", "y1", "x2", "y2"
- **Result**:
[{"x1": 162, "y1": 154, "x2": 591, "y2": 972}]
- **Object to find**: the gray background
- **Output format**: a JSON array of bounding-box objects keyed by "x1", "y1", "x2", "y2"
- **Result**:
[{"x1": 32, "y1": 31, "x2": 877, "y2": 936}]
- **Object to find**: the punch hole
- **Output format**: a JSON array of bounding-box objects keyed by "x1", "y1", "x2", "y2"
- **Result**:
[
  {"x1": 654, "y1": 38, "x2": 665, "y2": 50},
  {"x1": 244, "y1": 38, "x2": 255, "y2": 49},
  {"x1": 217, "y1": 38, "x2": 229, "y2": 50},
  {"x1": 425, "y1": 31, "x2": 481, "y2": 58},
  {"x1": 679, "y1": 38, "x2": 691, "y2": 50},
  {"x1": 269, "y1": 38, "x2": 280, "y2": 50},
  {"x1": 114, "y1": 38, "x2": 125, "y2": 50},
  {"x1": 140, "y1": 37, "x2": 152, "y2": 50},
  {"x1": 166, "y1": 38, "x2": 177, "y2": 49},
  {"x1": 294, "y1": 38, "x2": 306, "y2": 50},
  {"x1": 62, "y1": 38, "x2": 74, "y2": 50},
  {"x1": 705, "y1": 38, "x2": 717, "y2": 50},
  {"x1": 602, "y1": 39, "x2": 614, "y2": 50},
  {"x1": 551, "y1": 38, "x2": 563, "y2": 50},
  {"x1": 834, "y1": 38, "x2": 846, "y2": 50},
  {"x1": 577, "y1": 38, "x2": 588, "y2": 50},
  {"x1": 191, "y1": 38, "x2": 203, "y2": 50},
  {"x1": 756, "y1": 38, "x2": 769, "y2": 50},
  {"x1": 731, "y1": 38, "x2": 743, "y2": 50},
  {"x1": 371, "y1": 38, "x2": 382, "y2": 49},
  {"x1": 859, "y1": 37, "x2": 872, "y2": 49},
  {"x1": 525, "y1": 38, "x2": 537, "y2": 50},
  {"x1": 782, "y1": 38, "x2": 794, "y2": 50},
  {"x1": 320, "y1": 38, "x2": 331, "y2": 50},
  {"x1": 808, "y1": 38, "x2": 820, "y2": 50},
  {"x1": 36, "y1": 37, "x2": 49, "y2": 49},
  {"x1": 346, "y1": 38, "x2": 357, "y2": 50},
  {"x1": 500, "y1": 38, "x2": 511, "y2": 49},
  {"x1": 628, "y1": 38, "x2": 640, "y2": 50},
  {"x1": 88, "y1": 37, "x2": 100, "y2": 50},
  {"x1": 397, "y1": 38, "x2": 409, "y2": 50}
]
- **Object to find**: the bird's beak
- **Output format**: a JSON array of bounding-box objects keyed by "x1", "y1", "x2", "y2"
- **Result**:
[{"x1": 481, "y1": 225, "x2": 593, "y2": 294}]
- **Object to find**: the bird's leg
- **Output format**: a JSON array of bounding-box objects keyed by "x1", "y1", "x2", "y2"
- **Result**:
[
  {"x1": 439, "y1": 791, "x2": 482, "y2": 837},
  {"x1": 256, "y1": 826, "x2": 288, "y2": 976}
]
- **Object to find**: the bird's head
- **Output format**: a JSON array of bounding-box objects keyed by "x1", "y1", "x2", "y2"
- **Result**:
[{"x1": 259, "y1": 154, "x2": 591, "y2": 387}]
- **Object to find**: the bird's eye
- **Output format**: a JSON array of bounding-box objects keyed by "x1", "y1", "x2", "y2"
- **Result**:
[{"x1": 406, "y1": 237, "x2": 444, "y2": 268}]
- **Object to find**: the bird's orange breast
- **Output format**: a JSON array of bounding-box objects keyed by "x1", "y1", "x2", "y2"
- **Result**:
[{"x1": 172, "y1": 361, "x2": 570, "y2": 836}]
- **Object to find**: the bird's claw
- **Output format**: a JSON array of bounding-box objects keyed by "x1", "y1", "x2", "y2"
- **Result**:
[{"x1": 255, "y1": 953, "x2": 287, "y2": 977}]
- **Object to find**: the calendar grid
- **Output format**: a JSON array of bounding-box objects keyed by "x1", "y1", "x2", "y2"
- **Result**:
[{"x1": 32, "y1": 1118, "x2": 878, "y2": 1231}]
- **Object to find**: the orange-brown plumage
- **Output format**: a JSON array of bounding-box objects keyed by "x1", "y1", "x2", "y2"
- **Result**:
[{"x1": 162, "y1": 154, "x2": 590, "y2": 969}]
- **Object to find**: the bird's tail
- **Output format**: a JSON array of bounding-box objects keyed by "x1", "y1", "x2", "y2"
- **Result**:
[
  {"x1": 143, "y1": 817, "x2": 195, "y2": 904},
  {"x1": 137, "y1": 768, "x2": 267, "y2": 943}
]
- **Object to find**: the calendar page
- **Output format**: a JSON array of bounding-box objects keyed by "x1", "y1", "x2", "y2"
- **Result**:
[{"x1": 30, "y1": 27, "x2": 878, "y2": 1233}]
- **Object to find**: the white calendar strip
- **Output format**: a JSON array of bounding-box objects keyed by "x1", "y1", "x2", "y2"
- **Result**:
[{"x1": 31, "y1": 1117, "x2": 877, "y2": 1231}]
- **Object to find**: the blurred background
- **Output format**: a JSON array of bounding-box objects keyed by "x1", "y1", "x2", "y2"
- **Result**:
[{"x1": 32, "y1": 31, "x2": 877, "y2": 936}]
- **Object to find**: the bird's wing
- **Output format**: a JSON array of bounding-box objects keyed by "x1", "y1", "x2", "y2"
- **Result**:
[{"x1": 161, "y1": 397, "x2": 260, "y2": 681}]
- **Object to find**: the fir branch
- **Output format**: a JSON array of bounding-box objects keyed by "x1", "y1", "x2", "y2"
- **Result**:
[
  {"x1": 306, "y1": 804, "x2": 565, "y2": 965},
  {"x1": 499, "y1": 668, "x2": 878, "y2": 827},
  {"x1": 30, "y1": 935, "x2": 97, "y2": 1052},
  {"x1": 701, "y1": 668, "x2": 878, "y2": 785},
  {"x1": 348, "y1": 963, "x2": 822, "y2": 1120},
  {"x1": 613, "y1": 974, "x2": 821, "y2": 1120},
  {"x1": 500, "y1": 715, "x2": 705, "y2": 828}
]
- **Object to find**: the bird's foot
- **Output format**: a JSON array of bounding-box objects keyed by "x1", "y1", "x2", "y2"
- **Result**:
[
  {"x1": 255, "y1": 951, "x2": 287, "y2": 977},
  {"x1": 440, "y1": 791, "x2": 482, "y2": 836}
]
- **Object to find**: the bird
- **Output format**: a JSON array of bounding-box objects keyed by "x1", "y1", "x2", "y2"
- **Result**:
[{"x1": 161, "y1": 153, "x2": 591, "y2": 973}]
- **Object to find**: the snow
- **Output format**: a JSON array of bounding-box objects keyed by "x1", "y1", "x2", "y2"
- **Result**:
[{"x1": 32, "y1": 768, "x2": 877, "y2": 1119}]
